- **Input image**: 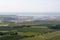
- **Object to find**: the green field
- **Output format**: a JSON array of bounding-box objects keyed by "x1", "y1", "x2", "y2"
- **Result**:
[
  {"x1": 48, "y1": 36, "x2": 60, "y2": 40},
  {"x1": 0, "y1": 21, "x2": 60, "y2": 40},
  {"x1": 21, "y1": 31, "x2": 60, "y2": 40}
]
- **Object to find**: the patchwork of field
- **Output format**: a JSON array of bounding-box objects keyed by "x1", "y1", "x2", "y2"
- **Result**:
[
  {"x1": 0, "y1": 28, "x2": 60, "y2": 40},
  {"x1": 0, "y1": 28, "x2": 53, "y2": 40},
  {"x1": 0, "y1": 27, "x2": 59, "y2": 40},
  {"x1": 0, "y1": 21, "x2": 60, "y2": 40}
]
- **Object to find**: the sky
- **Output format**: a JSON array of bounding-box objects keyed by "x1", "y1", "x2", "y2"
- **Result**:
[{"x1": 0, "y1": 0, "x2": 60, "y2": 15}]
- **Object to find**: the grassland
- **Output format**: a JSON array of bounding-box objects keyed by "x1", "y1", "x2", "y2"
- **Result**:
[
  {"x1": 21, "y1": 31, "x2": 60, "y2": 40},
  {"x1": 48, "y1": 36, "x2": 60, "y2": 40}
]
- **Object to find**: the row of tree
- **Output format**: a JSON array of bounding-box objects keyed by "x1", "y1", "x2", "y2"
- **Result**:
[
  {"x1": 0, "y1": 25, "x2": 31, "y2": 28},
  {"x1": 48, "y1": 24, "x2": 60, "y2": 29},
  {"x1": 0, "y1": 32, "x2": 18, "y2": 35}
]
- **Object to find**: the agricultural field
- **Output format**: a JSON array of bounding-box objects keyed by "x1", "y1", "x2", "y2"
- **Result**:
[
  {"x1": 21, "y1": 31, "x2": 60, "y2": 40},
  {"x1": 0, "y1": 21, "x2": 60, "y2": 40},
  {"x1": 31, "y1": 26, "x2": 48, "y2": 28}
]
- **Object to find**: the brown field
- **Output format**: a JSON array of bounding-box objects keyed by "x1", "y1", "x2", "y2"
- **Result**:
[{"x1": 31, "y1": 26, "x2": 48, "y2": 28}]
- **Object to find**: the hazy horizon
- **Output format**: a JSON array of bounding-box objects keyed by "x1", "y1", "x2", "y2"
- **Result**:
[
  {"x1": 0, "y1": 0, "x2": 60, "y2": 15},
  {"x1": 0, "y1": 12, "x2": 60, "y2": 17}
]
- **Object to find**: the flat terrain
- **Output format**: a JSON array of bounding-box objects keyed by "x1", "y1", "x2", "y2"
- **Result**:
[{"x1": 0, "y1": 21, "x2": 60, "y2": 40}]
